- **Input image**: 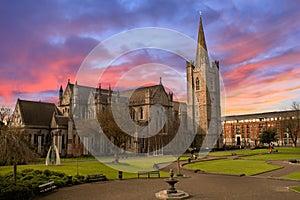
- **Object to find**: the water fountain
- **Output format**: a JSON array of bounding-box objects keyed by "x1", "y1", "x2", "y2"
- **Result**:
[{"x1": 155, "y1": 169, "x2": 189, "y2": 199}]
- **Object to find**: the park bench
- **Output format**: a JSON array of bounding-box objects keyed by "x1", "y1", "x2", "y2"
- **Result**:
[
  {"x1": 138, "y1": 170, "x2": 160, "y2": 178},
  {"x1": 39, "y1": 181, "x2": 56, "y2": 193},
  {"x1": 86, "y1": 174, "x2": 107, "y2": 182}
]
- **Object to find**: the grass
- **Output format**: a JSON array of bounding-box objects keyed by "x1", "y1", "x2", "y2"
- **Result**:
[
  {"x1": 274, "y1": 147, "x2": 300, "y2": 153},
  {"x1": 183, "y1": 159, "x2": 282, "y2": 176},
  {"x1": 289, "y1": 186, "x2": 300, "y2": 193},
  {"x1": 0, "y1": 156, "x2": 177, "y2": 179},
  {"x1": 242, "y1": 153, "x2": 300, "y2": 161},
  {"x1": 208, "y1": 147, "x2": 300, "y2": 157},
  {"x1": 208, "y1": 149, "x2": 268, "y2": 157},
  {"x1": 282, "y1": 171, "x2": 300, "y2": 180}
]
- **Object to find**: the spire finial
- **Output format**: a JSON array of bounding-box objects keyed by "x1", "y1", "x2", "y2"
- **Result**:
[
  {"x1": 159, "y1": 77, "x2": 162, "y2": 85},
  {"x1": 200, "y1": 11, "x2": 202, "y2": 16}
]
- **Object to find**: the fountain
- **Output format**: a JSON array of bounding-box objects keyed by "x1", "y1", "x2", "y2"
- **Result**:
[{"x1": 155, "y1": 169, "x2": 189, "y2": 199}]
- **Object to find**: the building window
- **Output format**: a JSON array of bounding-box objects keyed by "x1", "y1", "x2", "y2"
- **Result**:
[
  {"x1": 62, "y1": 135, "x2": 65, "y2": 149},
  {"x1": 130, "y1": 108, "x2": 136, "y2": 120},
  {"x1": 196, "y1": 77, "x2": 200, "y2": 90},
  {"x1": 139, "y1": 107, "x2": 144, "y2": 120},
  {"x1": 34, "y1": 134, "x2": 38, "y2": 145}
]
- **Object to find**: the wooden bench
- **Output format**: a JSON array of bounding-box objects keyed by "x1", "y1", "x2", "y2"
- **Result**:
[
  {"x1": 86, "y1": 174, "x2": 107, "y2": 182},
  {"x1": 39, "y1": 181, "x2": 56, "y2": 193},
  {"x1": 138, "y1": 171, "x2": 160, "y2": 178}
]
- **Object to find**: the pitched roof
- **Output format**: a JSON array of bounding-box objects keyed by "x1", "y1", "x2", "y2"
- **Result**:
[
  {"x1": 54, "y1": 115, "x2": 68, "y2": 127},
  {"x1": 18, "y1": 99, "x2": 58, "y2": 127},
  {"x1": 120, "y1": 84, "x2": 164, "y2": 104}
]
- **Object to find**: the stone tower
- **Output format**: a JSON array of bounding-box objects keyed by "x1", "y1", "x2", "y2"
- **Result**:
[{"x1": 186, "y1": 14, "x2": 222, "y2": 149}]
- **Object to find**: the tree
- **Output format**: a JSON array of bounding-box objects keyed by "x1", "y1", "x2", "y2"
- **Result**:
[
  {"x1": 260, "y1": 129, "x2": 277, "y2": 147},
  {"x1": 97, "y1": 107, "x2": 130, "y2": 163},
  {"x1": 282, "y1": 101, "x2": 300, "y2": 147},
  {"x1": 0, "y1": 127, "x2": 37, "y2": 182},
  {"x1": 0, "y1": 106, "x2": 12, "y2": 125}
]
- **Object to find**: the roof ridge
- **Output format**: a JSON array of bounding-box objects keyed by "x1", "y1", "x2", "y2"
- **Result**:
[{"x1": 18, "y1": 99, "x2": 55, "y2": 105}]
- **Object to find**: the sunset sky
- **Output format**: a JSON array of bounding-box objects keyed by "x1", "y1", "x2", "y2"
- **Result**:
[{"x1": 1, "y1": 0, "x2": 300, "y2": 116}]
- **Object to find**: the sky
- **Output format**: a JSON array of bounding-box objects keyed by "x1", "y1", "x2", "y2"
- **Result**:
[{"x1": 0, "y1": 0, "x2": 300, "y2": 116}]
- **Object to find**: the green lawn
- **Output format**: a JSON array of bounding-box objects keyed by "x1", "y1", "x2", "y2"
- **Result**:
[
  {"x1": 0, "y1": 156, "x2": 176, "y2": 179},
  {"x1": 275, "y1": 147, "x2": 300, "y2": 153},
  {"x1": 289, "y1": 186, "x2": 300, "y2": 192},
  {"x1": 208, "y1": 147, "x2": 300, "y2": 157},
  {"x1": 282, "y1": 171, "x2": 300, "y2": 180},
  {"x1": 208, "y1": 149, "x2": 268, "y2": 157},
  {"x1": 183, "y1": 159, "x2": 282, "y2": 176},
  {"x1": 242, "y1": 153, "x2": 300, "y2": 161}
]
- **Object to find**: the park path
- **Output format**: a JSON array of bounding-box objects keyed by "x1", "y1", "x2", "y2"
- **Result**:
[
  {"x1": 35, "y1": 155, "x2": 300, "y2": 200},
  {"x1": 36, "y1": 163, "x2": 300, "y2": 200}
]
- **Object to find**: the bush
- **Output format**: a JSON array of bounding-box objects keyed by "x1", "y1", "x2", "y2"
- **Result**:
[
  {"x1": 0, "y1": 169, "x2": 69, "y2": 199},
  {"x1": 0, "y1": 182, "x2": 34, "y2": 200}
]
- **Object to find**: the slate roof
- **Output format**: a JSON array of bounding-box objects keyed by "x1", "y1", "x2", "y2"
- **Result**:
[
  {"x1": 18, "y1": 99, "x2": 58, "y2": 127},
  {"x1": 120, "y1": 84, "x2": 164, "y2": 104},
  {"x1": 54, "y1": 115, "x2": 68, "y2": 127},
  {"x1": 68, "y1": 83, "x2": 111, "y2": 104}
]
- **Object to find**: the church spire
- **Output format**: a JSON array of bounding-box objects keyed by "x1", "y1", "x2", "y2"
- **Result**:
[{"x1": 195, "y1": 13, "x2": 209, "y2": 71}]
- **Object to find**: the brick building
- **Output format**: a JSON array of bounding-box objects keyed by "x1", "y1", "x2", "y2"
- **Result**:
[{"x1": 223, "y1": 110, "x2": 300, "y2": 147}]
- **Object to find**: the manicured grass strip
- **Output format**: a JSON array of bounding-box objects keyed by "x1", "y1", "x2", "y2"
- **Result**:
[
  {"x1": 242, "y1": 154, "x2": 300, "y2": 161},
  {"x1": 289, "y1": 186, "x2": 300, "y2": 193},
  {"x1": 183, "y1": 159, "x2": 281, "y2": 176},
  {"x1": 0, "y1": 156, "x2": 175, "y2": 179},
  {"x1": 208, "y1": 149, "x2": 268, "y2": 157},
  {"x1": 275, "y1": 147, "x2": 300, "y2": 153},
  {"x1": 282, "y1": 171, "x2": 300, "y2": 180}
]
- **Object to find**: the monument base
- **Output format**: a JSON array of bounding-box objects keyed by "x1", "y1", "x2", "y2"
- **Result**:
[{"x1": 155, "y1": 190, "x2": 189, "y2": 199}]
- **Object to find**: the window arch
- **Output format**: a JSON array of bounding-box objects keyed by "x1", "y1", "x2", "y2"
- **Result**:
[
  {"x1": 130, "y1": 108, "x2": 136, "y2": 120},
  {"x1": 139, "y1": 107, "x2": 144, "y2": 120},
  {"x1": 196, "y1": 77, "x2": 200, "y2": 90}
]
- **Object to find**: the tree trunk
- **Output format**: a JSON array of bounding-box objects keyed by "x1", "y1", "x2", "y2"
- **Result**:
[
  {"x1": 177, "y1": 158, "x2": 181, "y2": 175},
  {"x1": 290, "y1": 133, "x2": 297, "y2": 147},
  {"x1": 114, "y1": 148, "x2": 119, "y2": 163}
]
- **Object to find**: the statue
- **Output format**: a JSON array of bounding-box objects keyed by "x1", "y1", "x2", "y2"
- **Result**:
[{"x1": 45, "y1": 143, "x2": 61, "y2": 166}]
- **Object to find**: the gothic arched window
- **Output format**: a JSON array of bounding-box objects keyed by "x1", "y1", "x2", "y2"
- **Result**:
[
  {"x1": 139, "y1": 107, "x2": 144, "y2": 120},
  {"x1": 130, "y1": 108, "x2": 136, "y2": 120},
  {"x1": 196, "y1": 77, "x2": 200, "y2": 90}
]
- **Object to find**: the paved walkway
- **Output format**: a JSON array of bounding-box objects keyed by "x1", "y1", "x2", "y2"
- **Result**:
[{"x1": 36, "y1": 159, "x2": 300, "y2": 200}]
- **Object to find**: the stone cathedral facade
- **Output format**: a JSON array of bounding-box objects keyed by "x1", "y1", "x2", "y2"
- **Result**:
[{"x1": 9, "y1": 15, "x2": 222, "y2": 157}]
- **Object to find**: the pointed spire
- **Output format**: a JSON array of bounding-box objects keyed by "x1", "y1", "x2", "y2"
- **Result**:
[
  {"x1": 195, "y1": 12, "x2": 209, "y2": 71},
  {"x1": 59, "y1": 85, "x2": 63, "y2": 92},
  {"x1": 197, "y1": 13, "x2": 207, "y2": 51},
  {"x1": 159, "y1": 77, "x2": 162, "y2": 85}
]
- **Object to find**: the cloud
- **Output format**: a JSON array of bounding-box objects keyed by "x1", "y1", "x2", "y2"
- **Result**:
[{"x1": 0, "y1": 0, "x2": 300, "y2": 116}]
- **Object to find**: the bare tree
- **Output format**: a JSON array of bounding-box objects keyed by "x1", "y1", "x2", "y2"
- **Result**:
[
  {"x1": 0, "y1": 106, "x2": 12, "y2": 125},
  {"x1": 281, "y1": 101, "x2": 300, "y2": 147},
  {"x1": 0, "y1": 127, "x2": 37, "y2": 181}
]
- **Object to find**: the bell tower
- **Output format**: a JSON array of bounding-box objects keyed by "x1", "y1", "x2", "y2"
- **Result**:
[{"x1": 186, "y1": 14, "x2": 222, "y2": 148}]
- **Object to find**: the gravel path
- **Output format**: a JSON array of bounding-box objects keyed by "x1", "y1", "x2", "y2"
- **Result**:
[{"x1": 36, "y1": 159, "x2": 300, "y2": 200}]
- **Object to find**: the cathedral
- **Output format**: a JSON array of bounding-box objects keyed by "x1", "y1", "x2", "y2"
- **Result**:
[{"x1": 9, "y1": 15, "x2": 222, "y2": 157}]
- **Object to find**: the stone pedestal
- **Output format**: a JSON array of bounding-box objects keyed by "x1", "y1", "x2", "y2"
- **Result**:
[
  {"x1": 155, "y1": 169, "x2": 189, "y2": 199},
  {"x1": 155, "y1": 190, "x2": 189, "y2": 199}
]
